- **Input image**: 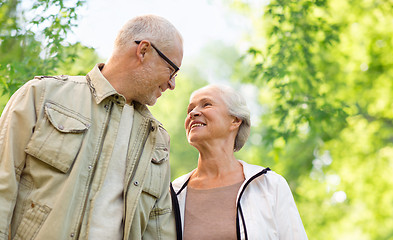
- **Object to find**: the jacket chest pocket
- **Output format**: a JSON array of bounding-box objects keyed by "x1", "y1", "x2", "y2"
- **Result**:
[
  {"x1": 142, "y1": 146, "x2": 169, "y2": 198},
  {"x1": 25, "y1": 102, "x2": 90, "y2": 173}
]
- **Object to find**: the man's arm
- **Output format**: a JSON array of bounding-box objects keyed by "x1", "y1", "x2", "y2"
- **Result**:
[{"x1": 0, "y1": 80, "x2": 44, "y2": 239}]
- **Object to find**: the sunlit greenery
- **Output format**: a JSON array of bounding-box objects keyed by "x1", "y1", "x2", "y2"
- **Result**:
[
  {"x1": 228, "y1": 0, "x2": 393, "y2": 239},
  {"x1": 0, "y1": 0, "x2": 98, "y2": 111},
  {"x1": 1, "y1": 0, "x2": 392, "y2": 239}
]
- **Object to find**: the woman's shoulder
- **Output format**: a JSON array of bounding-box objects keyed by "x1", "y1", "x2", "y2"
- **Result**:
[{"x1": 239, "y1": 160, "x2": 288, "y2": 187}]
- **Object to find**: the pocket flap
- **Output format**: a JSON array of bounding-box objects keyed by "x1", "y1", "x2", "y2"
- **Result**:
[
  {"x1": 151, "y1": 147, "x2": 169, "y2": 164},
  {"x1": 45, "y1": 103, "x2": 90, "y2": 133}
]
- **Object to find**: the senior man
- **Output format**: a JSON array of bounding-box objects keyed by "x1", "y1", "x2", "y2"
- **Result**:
[{"x1": 0, "y1": 14, "x2": 183, "y2": 240}]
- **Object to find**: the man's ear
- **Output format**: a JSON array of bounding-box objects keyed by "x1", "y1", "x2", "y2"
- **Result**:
[{"x1": 136, "y1": 40, "x2": 150, "y2": 61}]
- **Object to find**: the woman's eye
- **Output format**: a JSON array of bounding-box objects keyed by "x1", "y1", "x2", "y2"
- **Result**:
[{"x1": 203, "y1": 102, "x2": 212, "y2": 107}]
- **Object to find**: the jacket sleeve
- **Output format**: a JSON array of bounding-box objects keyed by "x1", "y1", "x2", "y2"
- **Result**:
[
  {"x1": 0, "y1": 80, "x2": 44, "y2": 239},
  {"x1": 274, "y1": 176, "x2": 308, "y2": 240}
]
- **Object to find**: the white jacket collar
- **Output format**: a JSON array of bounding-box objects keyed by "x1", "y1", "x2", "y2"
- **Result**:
[{"x1": 238, "y1": 160, "x2": 266, "y2": 180}]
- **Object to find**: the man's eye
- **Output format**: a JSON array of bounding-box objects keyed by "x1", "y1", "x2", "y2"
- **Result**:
[{"x1": 203, "y1": 103, "x2": 212, "y2": 107}]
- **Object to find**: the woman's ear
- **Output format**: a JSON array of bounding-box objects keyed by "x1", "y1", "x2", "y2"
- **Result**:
[{"x1": 230, "y1": 117, "x2": 242, "y2": 131}]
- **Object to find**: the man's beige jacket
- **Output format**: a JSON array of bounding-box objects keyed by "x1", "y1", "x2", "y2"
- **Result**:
[{"x1": 0, "y1": 64, "x2": 176, "y2": 239}]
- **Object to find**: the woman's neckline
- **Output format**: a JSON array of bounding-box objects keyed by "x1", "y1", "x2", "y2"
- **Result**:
[{"x1": 187, "y1": 180, "x2": 244, "y2": 191}]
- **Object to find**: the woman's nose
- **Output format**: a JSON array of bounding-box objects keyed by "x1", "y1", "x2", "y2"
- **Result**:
[{"x1": 189, "y1": 109, "x2": 201, "y2": 118}]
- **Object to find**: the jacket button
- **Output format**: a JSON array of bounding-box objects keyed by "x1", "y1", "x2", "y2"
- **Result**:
[
  {"x1": 70, "y1": 233, "x2": 75, "y2": 238},
  {"x1": 58, "y1": 125, "x2": 64, "y2": 130},
  {"x1": 134, "y1": 181, "x2": 139, "y2": 186}
]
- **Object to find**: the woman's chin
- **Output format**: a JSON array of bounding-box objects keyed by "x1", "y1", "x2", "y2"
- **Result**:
[{"x1": 188, "y1": 137, "x2": 202, "y2": 148}]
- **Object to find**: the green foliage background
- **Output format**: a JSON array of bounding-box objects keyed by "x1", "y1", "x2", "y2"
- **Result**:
[
  {"x1": 228, "y1": 0, "x2": 393, "y2": 239},
  {"x1": 0, "y1": 0, "x2": 100, "y2": 111},
  {"x1": 1, "y1": 0, "x2": 393, "y2": 239}
]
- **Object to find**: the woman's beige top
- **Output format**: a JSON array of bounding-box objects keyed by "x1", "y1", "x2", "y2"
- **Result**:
[{"x1": 183, "y1": 181, "x2": 243, "y2": 240}]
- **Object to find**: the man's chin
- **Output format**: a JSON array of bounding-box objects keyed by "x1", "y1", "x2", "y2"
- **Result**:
[{"x1": 145, "y1": 97, "x2": 158, "y2": 106}]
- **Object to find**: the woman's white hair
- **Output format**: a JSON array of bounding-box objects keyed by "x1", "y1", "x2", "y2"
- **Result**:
[
  {"x1": 191, "y1": 84, "x2": 251, "y2": 152},
  {"x1": 113, "y1": 14, "x2": 183, "y2": 54}
]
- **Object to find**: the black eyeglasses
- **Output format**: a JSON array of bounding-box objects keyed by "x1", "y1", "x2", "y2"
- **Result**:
[{"x1": 135, "y1": 40, "x2": 179, "y2": 79}]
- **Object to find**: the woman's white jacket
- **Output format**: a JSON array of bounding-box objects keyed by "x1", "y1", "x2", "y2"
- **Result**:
[{"x1": 172, "y1": 160, "x2": 308, "y2": 240}]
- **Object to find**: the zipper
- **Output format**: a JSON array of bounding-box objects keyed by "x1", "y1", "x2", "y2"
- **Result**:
[{"x1": 236, "y1": 167, "x2": 271, "y2": 240}]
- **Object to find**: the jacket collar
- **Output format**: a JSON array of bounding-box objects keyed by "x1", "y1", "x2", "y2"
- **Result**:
[
  {"x1": 238, "y1": 160, "x2": 266, "y2": 180},
  {"x1": 86, "y1": 64, "x2": 163, "y2": 127},
  {"x1": 133, "y1": 101, "x2": 160, "y2": 123},
  {"x1": 172, "y1": 170, "x2": 194, "y2": 193},
  {"x1": 172, "y1": 160, "x2": 267, "y2": 193},
  {"x1": 86, "y1": 63, "x2": 118, "y2": 105}
]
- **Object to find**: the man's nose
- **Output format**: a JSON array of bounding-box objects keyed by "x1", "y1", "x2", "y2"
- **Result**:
[{"x1": 168, "y1": 78, "x2": 175, "y2": 90}]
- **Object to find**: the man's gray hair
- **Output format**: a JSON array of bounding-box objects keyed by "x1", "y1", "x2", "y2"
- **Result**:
[
  {"x1": 191, "y1": 84, "x2": 251, "y2": 152},
  {"x1": 114, "y1": 14, "x2": 183, "y2": 53}
]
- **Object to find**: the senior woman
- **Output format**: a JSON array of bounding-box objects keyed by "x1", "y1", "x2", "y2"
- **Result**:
[{"x1": 171, "y1": 84, "x2": 308, "y2": 240}]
